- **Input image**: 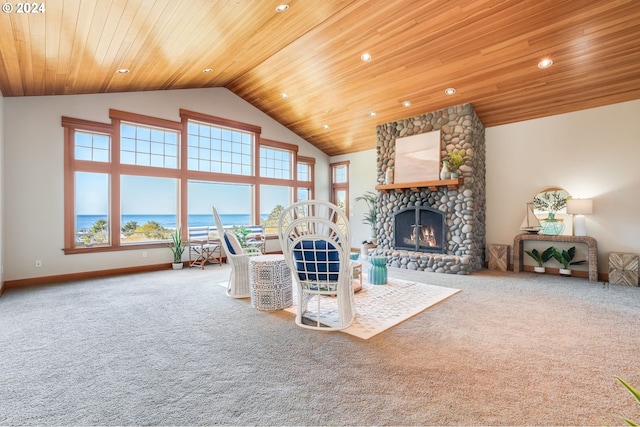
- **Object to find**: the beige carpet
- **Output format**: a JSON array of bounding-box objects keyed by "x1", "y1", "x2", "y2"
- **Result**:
[
  {"x1": 2, "y1": 264, "x2": 640, "y2": 425},
  {"x1": 284, "y1": 275, "x2": 460, "y2": 339}
]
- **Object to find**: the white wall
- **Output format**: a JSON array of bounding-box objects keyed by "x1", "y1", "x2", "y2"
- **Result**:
[
  {"x1": 340, "y1": 100, "x2": 640, "y2": 273},
  {"x1": 3, "y1": 88, "x2": 329, "y2": 281},
  {"x1": 330, "y1": 150, "x2": 378, "y2": 248},
  {"x1": 486, "y1": 100, "x2": 640, "y2": 272}
]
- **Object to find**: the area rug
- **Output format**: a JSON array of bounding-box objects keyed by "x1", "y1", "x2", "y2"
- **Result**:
[{"x1": 284, "y1": 275, "x2": 460, "y2": 339}]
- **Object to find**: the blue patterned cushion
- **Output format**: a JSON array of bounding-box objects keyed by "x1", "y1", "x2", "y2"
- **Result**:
[
  {"x1": 292, "y1": 239, "x2": 340, "y2": 281},
  {"x1": 224, "y1": 232, "x2": 242, "y2": 255}
]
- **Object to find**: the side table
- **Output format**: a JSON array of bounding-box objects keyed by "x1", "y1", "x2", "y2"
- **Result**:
[
  {"x1": 249, "y1": 254, "x2": 293, "y2": 311},
  {"x1": 513, "y1": 234, "x2": 598, "y2": 282},
  {"x1": 368, "y1": 255, "x2": 388, "y2": 285}
]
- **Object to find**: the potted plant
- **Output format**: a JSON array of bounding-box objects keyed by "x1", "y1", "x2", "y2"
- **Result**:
[
  {"x1": 445, "y1": 150, "x2": 467, "y2": 178},
  {"x1": 168, "y1": 224, "x2": 185, "y2": 269},
  {"x1": 355, "y1": 191, "x2": 378, "y2": 258},
  {"x1": 550, "y1": 246, "x2": 585, "y2": 276},
  {"x1": 534, "y1": 190, "x2": 568, "y2": 235},
  {"x1": 231, "y1": 225, "x2": 250, "y2": 247},
  {"x1": 524, "y1": 246, "x2": 555, "y2": 273}
]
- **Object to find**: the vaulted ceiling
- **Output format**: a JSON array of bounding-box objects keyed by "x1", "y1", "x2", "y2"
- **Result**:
[{"x1": 1, "y1": 0, "x2": 639, "y2": 156}]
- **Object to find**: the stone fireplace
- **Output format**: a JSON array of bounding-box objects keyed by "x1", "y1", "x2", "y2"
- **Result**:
[{"x1": 371, "y1": 103, "x2": 486, "y2": 274}]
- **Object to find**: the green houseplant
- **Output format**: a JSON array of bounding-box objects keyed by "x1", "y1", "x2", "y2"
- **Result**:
[
  {"x1": 615, "y1": 376, "x2": 640, "y2": 426},
  {"x1": 231, "y1": 225, "x2": 251, "y2": 247},
  {"x1": 168, "y1": 224, "x2": 185, "y2": 269},
  {"x1": 355, "y1": 191, "x2": 378, "y2": 259},
  {"x1": 524, "y1": 247, "x2": 555, "y2": 273},
  {"x1": 550, "y1": 246, "x2": 585, "y2": 276},
  {"x1": 445, "y1": 150, "x2": 467, "y2": 178},
  {"x1": 355, "y1": 191, "x2": 378, "y2": 241}
]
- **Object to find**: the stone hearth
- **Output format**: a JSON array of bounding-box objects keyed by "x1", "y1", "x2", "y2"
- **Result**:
[{"x1": 371, "y1": 103, "x2": 486, "y2": 274}]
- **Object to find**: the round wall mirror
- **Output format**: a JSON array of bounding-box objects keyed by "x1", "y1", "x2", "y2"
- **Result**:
[{"x1": 533, "y1": 187, "x2": 572, "y2": 235}]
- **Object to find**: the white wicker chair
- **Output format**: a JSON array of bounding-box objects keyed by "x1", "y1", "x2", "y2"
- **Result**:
[
  {"x1": 278, "y1": 200, "x2": 355, "y2": 330},
  {"x1": 213, "y1": 205, "x2": 261, "y2": 298}
]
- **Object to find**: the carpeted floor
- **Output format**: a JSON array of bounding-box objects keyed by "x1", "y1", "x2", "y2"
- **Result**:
[{"x1": 1, "y1": 263, "x2": 639, "y2": 426}]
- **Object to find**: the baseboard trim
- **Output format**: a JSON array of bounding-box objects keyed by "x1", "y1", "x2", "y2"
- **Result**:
[{"x1": 3, "y1": 263, "x2": 176, "y2": 289}]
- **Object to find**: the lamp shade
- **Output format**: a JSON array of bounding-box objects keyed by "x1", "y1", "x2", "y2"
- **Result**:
[{"x1": 566, "y1": 199, "x2": 593, "y2": 215}]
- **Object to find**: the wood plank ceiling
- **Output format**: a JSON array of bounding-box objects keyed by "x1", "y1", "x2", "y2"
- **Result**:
[{"x1": 1, "y1": 0, "x2": 639, "y2": 156}]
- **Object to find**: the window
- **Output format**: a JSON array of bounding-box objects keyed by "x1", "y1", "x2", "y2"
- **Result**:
[
  {"x1": 120, "y1": 176, "x2": 178, "y2": 243},
  {"x1": 260, "y1": 185, "x2": 293, "y2": 234},
  {"x1": 331, "y1": 161, "x2": 349, "y2": 213},
  {"x1": 121, "y1": 123, "x2": 179, "y2": 168},
  {"x1": 75, "y1": 172, "x2": 110, "y2": 245},
  {"x1": 258, "y1": 139, "x2": 298, "y2": 233},
  {"x1": 260, "y1": 146, "x2": 292, "y2": 179},
  {"x1": 187, "y1": 120, "x2": 253, "y2": 175},
  {"x1": 188, "y1": 181, "x2": 253, "y2": 229},
  {"x1": 296, "y1": 157, "x2": 314, "y2": 202},
  {"x1": 75, "y1": 131, "x2": 110, "y2": 162},
  {"x1": 62, "y1": 109, "x2": 314, "y2": 253}
]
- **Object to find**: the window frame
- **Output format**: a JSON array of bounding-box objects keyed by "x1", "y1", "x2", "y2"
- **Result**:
[
  {"x1": 296, "y1": 156, "x2": 315, "y2": 202},
  {"x1": 62, "y1": 109, "x2": 313, "y2": 254},
  {"x1": 330, "y1": 161, "x2": 349, "y2": 213}
]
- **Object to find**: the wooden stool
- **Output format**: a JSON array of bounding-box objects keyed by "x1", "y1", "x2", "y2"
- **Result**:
[
  {"x1": 608, "y1": 252, "x2": 639, "y2": 286},
  {"x1": 488, "y1": 244, "x2": 510, "y2": 271}
]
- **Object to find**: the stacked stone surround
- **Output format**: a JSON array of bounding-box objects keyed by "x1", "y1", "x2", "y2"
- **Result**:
[{"x1": 371, "y1": 103, "x2": 486, "y2": 274}]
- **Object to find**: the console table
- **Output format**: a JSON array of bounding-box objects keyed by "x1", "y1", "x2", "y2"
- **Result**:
[{"x1": 513, "y1": 234, "x2": 598, "y2": 282}]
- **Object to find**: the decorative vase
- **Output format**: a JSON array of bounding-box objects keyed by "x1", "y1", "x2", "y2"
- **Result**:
[
  {"x1": 450, "y1": 171, "x2": 459, "y2": 179},
  {"x1": 368, "y1": 256, "x2": 388, "y2": 285},
  {"x1": 534, "y1": 266, "x2": 545, "y2": 273},
  {"x1": 440, "y1": 161, "x2": 450, "y2": 180},
  {"x1": 540, "y1": 220, "x2": 565, "y2": 235},
  {"x1": 385, "y1": 167, "x2": 394, "y2": 185}
]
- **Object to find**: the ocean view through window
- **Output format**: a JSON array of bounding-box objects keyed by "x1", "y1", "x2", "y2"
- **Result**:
[
  {"x1": 76, "y1": 214, "x2": 270, "y2": 231},
  {"x1": 62, "y1": 109, "x2": 315, "y2": 253}
]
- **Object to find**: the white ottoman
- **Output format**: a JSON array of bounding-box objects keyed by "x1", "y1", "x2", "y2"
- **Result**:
[{"x1": 249, "y1": 254, "x2": 293, "y2": 310}]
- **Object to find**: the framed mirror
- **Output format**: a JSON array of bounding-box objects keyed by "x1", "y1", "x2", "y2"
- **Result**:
[{"x1": 533, "y1": 187, "x2": 572, "y2": 235}]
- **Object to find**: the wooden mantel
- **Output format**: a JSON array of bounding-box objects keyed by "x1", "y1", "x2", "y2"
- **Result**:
[{"x1": 375, "y1": 178, "x2": 463, "y2": 193}]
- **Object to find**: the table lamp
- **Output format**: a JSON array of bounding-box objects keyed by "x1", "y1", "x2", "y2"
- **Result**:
[{"x1": 566, "y1": 199, "x2": 593, "y2": 236}]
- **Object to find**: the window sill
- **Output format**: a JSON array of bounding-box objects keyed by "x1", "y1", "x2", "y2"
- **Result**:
[{"x1": 63, "y1": 242, "x2": 168, "y2": 255}]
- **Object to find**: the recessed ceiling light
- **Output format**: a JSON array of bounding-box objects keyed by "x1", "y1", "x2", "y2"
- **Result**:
[
  {"x1": 401, "y1": 100, "x2": 412, "y2": 107},
  {"x1": 538, "y1": 58, "x2": 553, "y2": 69},
  {"x1": 369, "y1": 111, "x2": 377, "y2": 117},
  {"x1": 360, "y1": 53, "x2": 372, "y2": 62},
  {"x1": 444, "y1": 87, "x2": 456, "y2": 95},
  {"x1": 280, "y1": 93, "x2": 288, "y2": 99},
  {"x1": 275, "y1": 4, "x2": 289, "y2": 12},
  {"x1": 202, "y1": 68, "x2": 213, "y2": 73},
  {"x1": 323, "y1": 124, "x2": 330, "y2": 130},
  {"x1": 116, "y1": 68, "x2": 130, "y2": 74}
]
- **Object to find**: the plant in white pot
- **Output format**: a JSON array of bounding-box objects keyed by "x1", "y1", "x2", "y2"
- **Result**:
[
  {"x1": 355, "y1": 191, "x2": 378, "y2": 259},
  {"x1": 524, "y1": 246, "x2": 555, "y2": 273},
  {"x1": 168, "y1": 224, "x2": 186, "y2": 269},
  {"x1": 550, "y1": 246, "x2": 586, "y2": 276}
]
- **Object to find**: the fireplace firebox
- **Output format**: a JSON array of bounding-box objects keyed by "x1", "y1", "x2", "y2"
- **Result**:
[{"x1": 394, "y1": 207, "x2": 446, "y2": 254}]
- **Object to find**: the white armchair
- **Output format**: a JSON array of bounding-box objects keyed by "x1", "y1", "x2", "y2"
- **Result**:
[
  {"x1": 278, "y1": 200, "x2": 355, "y2": 330},
  {"x1": 212, "y1": 205, "x2": 261, "y2": 298}
]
